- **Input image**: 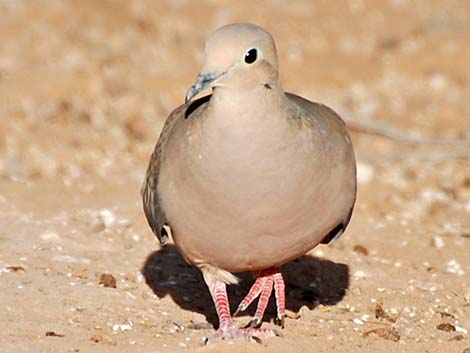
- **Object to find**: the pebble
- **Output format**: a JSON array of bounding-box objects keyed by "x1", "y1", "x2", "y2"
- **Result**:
[
  {"x1": 353, "y1": 318, "x2": 364, "y2": 325},
  {"x1": 432, "y1": 236, "x2": 445, "y2": 249},
  {"x1": 354, "y1": 270, "x2": 366, "y2": 279},
  {"x1": 464, "y1": 289, "x2": 470, "y2": 303},
  {"x1": 92, "y1": 209, "x2": 116, "y2": 231},
  {"x1": 446, "y1": 259, "x2": 465, "y2": 276},
  {"x1": 99, "y1": 273, "x2": 117, "y2": 288},
  {"x1": 455, "y1": 326, "x2": 468, "y2": 334},
  {"x1": 40, "y1": 230, "x2": 61, "y2": 241},
  {"x1": 112, "y1": 321, "x2": 133, "y2": 332}
]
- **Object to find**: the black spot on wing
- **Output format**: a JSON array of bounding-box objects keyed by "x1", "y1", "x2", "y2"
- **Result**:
[
  {"x1": 321, "y1": 202, "x2": 355, "y2": 244},
  {"x1": 185, "y1": 95, "x2": 211, "y2": 119}
]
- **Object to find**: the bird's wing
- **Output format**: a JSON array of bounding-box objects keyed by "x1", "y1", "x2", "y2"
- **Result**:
[
  {"x1": 286, "y1": 93, "x2": 357, "y2": 244},
  {"x1": 141, "y1": 95, "x2": 211, "y2": 245}
]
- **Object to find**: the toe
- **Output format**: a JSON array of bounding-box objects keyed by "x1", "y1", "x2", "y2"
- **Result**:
[
  {"x1": 245, "y1": 317, "x2": 262, "y2": 329},
  {"x1": 274, "y1": 314, "x2": 285, "y2": 328}
]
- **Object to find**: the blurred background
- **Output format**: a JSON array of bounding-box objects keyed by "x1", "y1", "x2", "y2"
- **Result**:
[{"x1": 0, "y1": 1, "x2": 469, "y2": 352}]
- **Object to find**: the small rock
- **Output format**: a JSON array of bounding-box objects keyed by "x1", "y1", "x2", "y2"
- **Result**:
[
  {"x1": 375, "y1": 300, "x2": 397, "y2": 323},
  {"x1": 446, "y1": 259, "x2": 465, "y2": 276},
  {"x1": 40, "y1": 230, "x2": 61, "y2": 241},
  {"x1": 363, "y1": 328, "x2": 400, "y2": 342},
  {"x1": 90, "y1": 334, "x2": 103, "y2": 343},
  {"x1": 432, "y1": 236, "x2": 445, "y2": 249},
  {"x1": 451, "y1": 334, "x2": 464, "y2": 341},
  {"x1": 299, "y1": 305, "x2": 316, "y2": 321},
  {"x1": 112, "y1": 321, "x2": 133, "y2": 332},
  {"x1": 437, "y1": 311, "x2": 455, "y2": 319},
  {"x1": 353, "y1": 318, "x2": 364, "y2": 325},
  {"x1": 353, "y1": 244, "x2": 369, "y2": 256},
  {"x1": 436, "y1": 323, "x2": 455, "y2": 332},
  {"x1": 350, "y1": 286, "x2": 362, "y2": 296},
  {"x1": 354, "y1": 270, "x2": 366, "y2": 279},
  {"x1": 168, "y1": 321, "x2": 184, "y2": 333},
  {"x1": 99, "y1": 273, "x2": 117, "y2": 288},
  {"x1": 92, "y1": 209, "x2": 116, "y2": 231},
  {"x1": 285, "y1": 309, "x2": 301, "y2": 319},
  {"x1": 455, "y1": 325, "x2": 468, "y2": 334},
  {"x1": 45, "y1": 331, "x2": 64, "y2": 337},
  {"x1": 187, "y1": 322, "x2": 213, "y2": 330}
]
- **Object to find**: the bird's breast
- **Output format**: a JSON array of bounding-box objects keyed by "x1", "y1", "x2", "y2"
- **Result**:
[{"x1": 158, "y1": 112, "x2": 354, "y2": 272}]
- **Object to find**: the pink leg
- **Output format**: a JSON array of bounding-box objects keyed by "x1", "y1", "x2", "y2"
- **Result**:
[
  {"x1": 207, "y1": 280, "x2": 232, "y2": 326},
  {"x1": 234, "y1": 276, "x2": 267, "y2": 314},
  {"x1": 249, "y1": 276, "x2": 274, "y2": 327},
  {"x1": 204, "y1": 278, "x2": 281, "y2": 344},
  {"x1": 273, "y1": 272, "x2": 286, "y2": 327},
  {"x1": 235, "y1": 268, "x2": 286, "y2": 328}
]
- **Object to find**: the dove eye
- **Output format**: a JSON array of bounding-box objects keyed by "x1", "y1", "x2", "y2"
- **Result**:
[{"x1": 244, "y1": 48, "x2": 258, "y2": 64}]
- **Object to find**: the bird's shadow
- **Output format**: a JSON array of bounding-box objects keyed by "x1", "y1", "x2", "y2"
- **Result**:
[{"x1": 141, "y1": 244, "x2": 349, "y2": 327}]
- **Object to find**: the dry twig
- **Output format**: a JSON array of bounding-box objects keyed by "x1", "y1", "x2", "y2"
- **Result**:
[
  {"x1": 364, "y1": 149, "x2": 470, "y2": 164},
  {"x1": 345, "y1": 117, "x2": 470, "y2": 146}
]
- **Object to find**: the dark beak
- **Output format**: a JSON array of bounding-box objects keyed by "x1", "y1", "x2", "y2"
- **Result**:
[{"x1": 185, "y1": 71, "x2": 224, "y2": 103}]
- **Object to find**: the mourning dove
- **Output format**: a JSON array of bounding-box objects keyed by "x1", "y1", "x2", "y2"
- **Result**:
[{"x1": 142, "y1": 23, "x2": 356, "y2": 342}]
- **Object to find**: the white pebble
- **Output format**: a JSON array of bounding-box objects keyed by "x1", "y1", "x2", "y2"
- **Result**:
[
  {"x1": 354, "y1": 270, "x2": 366, "y2": 279},
  {"x1": 112, "y1": 321, "x2": 133, "y2": 332},
  {"x1": 455, "y1": 325, "x2": 468, "y2": 334},
  {"x1": 353, "y1": 318, "x2": 364, "y2": 325},
  {"x1": 96, "y1": 209, "x2": 116, "y2": 229},
  {"x1": 432, "y1": 236, "x2": 445, "y2": 249},
  {"x1": 40, "y1": 230, "x2": 60, "y2": 241},
  {"x1": 446, "y1": 259, "x2": 465, "y2": 276}
]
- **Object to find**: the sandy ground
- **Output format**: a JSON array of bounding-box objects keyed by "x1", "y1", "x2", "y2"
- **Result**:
[{"x1": 1, "y1": 1, "x2": 470, "y2": 352}]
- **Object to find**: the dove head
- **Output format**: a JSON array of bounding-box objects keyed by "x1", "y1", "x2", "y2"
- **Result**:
[{"x1": 185, "y1": 23, "x2": 280, "y2": 103}]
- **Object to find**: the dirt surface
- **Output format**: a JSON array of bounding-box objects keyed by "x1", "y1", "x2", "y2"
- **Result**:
[{"x1": 1, "y1": 1, "x2": 470, "y2": 352}]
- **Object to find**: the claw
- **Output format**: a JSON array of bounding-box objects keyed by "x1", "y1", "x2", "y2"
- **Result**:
[
  {"x1": 233, "y1": 303, "x2": 246, "y2": 317},
  {"x1": 236, "y1": 268, "x2": 286, "y2": 330},
  {"x1": 274, "y1": 314, "x2": 285, "y2": 328},
  {"x1": 203, "y1": 336, "x2": 209, "y2": 346},
  {"x1": 245, "y1": 317, "x2": 262, "y2": 329},
  {"x1": 205, "y1": 278, "x2": 280, "y2": 345}
]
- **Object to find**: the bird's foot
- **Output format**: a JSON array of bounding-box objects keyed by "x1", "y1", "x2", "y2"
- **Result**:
[
  {"x1": 203, "y1": 274, "x2": 283, "y2": 345},
  {"x1": 234, "y1": 268, "x2": 286, "y2": 328},
  {"x1": 203, "y1": 321, "x2": 281, "y2": 345}
]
